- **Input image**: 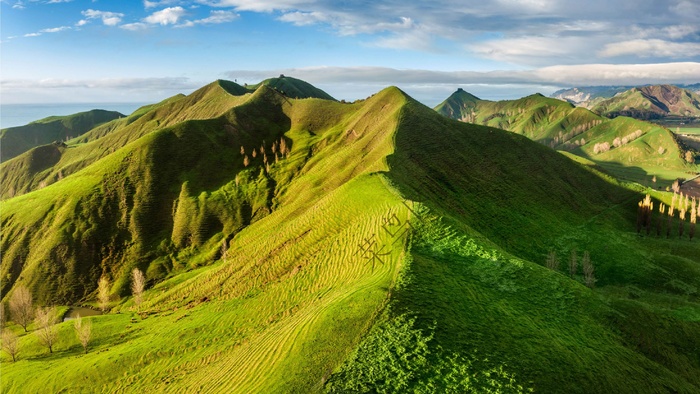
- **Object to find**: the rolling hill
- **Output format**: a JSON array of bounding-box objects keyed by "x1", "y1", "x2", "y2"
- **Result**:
[
  {"x1": 1, "y1": 79, "x2": 699, "y2": 393},
  {"x1": 0, "y1": 109, "x2": 124, "y2": 162},
  {"x1": 435, "y1": 89, "x2": 697, "y2": 187}
]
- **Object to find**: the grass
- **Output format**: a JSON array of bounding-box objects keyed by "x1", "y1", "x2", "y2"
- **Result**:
[{"x1": 2, "y1": 81, "x2": 699, "y2": 393}]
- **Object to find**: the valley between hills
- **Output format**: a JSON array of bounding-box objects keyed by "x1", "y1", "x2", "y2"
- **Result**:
[{"x1": 1, "y1": 77, "x2": 699, "y2": 393}]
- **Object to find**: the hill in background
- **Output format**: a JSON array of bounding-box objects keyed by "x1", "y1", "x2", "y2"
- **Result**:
[
  {"x1": 0, "y1": 109, "x2": 124, "y2": 162},
  {"x1": 1, "y1": 78, "x2": 699, "y2": 393}
]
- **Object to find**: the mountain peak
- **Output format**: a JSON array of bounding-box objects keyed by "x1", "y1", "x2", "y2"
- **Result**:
[{"x1": 248, "y1": 76, "x2": 336, "y2": 101}]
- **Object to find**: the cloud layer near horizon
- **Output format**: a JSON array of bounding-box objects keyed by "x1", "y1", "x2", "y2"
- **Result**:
[{"x1": 3, "y1": 63, "x2": 698, "y2": 105}]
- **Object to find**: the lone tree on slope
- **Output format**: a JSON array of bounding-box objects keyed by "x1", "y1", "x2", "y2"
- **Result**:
[
  {"x1": 9, "y1": 286, "x2": 33, "y2": 332},
  {"x1": 1, "y1": 329, "x2": 20, "y2": 362},
  {"x1": 74, "y1": 314, "x2": 92, "y2": 354},
  {"x1": 35, "y1": 306, "x2": 59, "y2": 354}
]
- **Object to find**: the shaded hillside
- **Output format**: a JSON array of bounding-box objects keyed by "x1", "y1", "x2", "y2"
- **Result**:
[
  {"x1": 0, "y1": 109, "x2": 124, "y2": 161},
  {"x1": 2, "y1": 82, "x2": 699, "y2": 394},
  {"x1": 592, "y1": 85, "x2": 700, "y2": 120}
]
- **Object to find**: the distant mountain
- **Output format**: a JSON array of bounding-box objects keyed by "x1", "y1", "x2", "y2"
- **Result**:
[
  {"x1": 591, "y1": 85, "x2": 700, "y2": 120},
  {"x1": 552, "y1": 84, "x2": 700, "y2": 106},
  {"x1": 0, "y1": 109, "x2": 124, "y2": 161},
  {"x1": 551, "y1": 86, "x2": 633, "y2": 106},
  {"x1": 435, "y1": 88, "x2": 693, "y2": 187}
]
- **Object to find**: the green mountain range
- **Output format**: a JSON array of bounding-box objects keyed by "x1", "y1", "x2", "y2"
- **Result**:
[
  {"x1": 435, "y1": 89, "x2": 697, "y2": 187},
  {"x1": 590, "y1": 85, "x2": 700, "y2": 120},
  {"x1": 552, "y1": 84, "x2": 700, "y2": 106},
  {"x1": 1, "y1": 78, "x2": 699, "y2": 393}
]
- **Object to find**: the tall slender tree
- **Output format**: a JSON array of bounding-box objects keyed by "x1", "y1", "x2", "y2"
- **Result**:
[
  {"x1": 657, "y1": 203, "x2": 665, "y2": 236},
  {"x1": 546, "y1": 251, "x2": 560, "y2": 271},
  {"x1": 582, "y1": 251, "x2": 595, "y2": 288},
  {"x1": 131, "y1": 269, "x2": 146, "y2": 313},
  {"x1": 689, "y1": 198, "x2": 697, "y2": 241},
  {"x1": 98, "y1": 277, "x2": 110, "y2": 313},
  {"x1": 569, "y1": 249, "x2": 578, "y2": 278},
  {"x1": 667, "y1": 193, "x2": 677, "y2": 238}
]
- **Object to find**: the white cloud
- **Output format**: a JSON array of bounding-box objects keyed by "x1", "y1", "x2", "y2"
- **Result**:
[
  {"x1": 24, "y1": 32, "x2": 42, "y2": 37},
  {"x1": 12, "y1": 1, "x2": 25, "y2": 9},
  {"x1": 178, "y1": 10, "x2": 238, "y2": 27},
  {"x1": 121, "y1": 22, "x2": 150, "y2": 31},
  {"x1": 144, "y1": 0, "x2": 182, "y2": 8},
  {"x1": 225, "y1": 63, "x2": 700, "y2": 90},
  {"x1": 40, "y1": 26, "x2": 71, "y2": 33},
  {"x1": 75, "y1": 19, "x2": 88, "y2": 27},
  {"x1": 1, "y1": 76, "x2": 200, "y2": 90},
  {"x1": 144, "y1": 6, "x2": 187, "y2": 25},
  {"x1": 81, "y1": 9, "x2": 124, "y2": 26},
  {"x1": 278, "y1": 11, "x2": 328, "y2": 26},
  {"x1": 200, "y1": 0, "x2": 309, "y2": 12},
  {"x1": 46, "y1": 0, "x2": 73, "y2": 3},
  {"x1": 599, "y1": 39, "x2": 700, "y2": 58}
]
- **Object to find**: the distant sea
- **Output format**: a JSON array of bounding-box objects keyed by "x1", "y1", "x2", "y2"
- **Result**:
[{"x1": 0, "y1": 103, "x2": 148, "y2": 129}]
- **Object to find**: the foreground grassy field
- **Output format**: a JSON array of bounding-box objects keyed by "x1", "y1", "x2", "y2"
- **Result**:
[{"x1": 2, "y1": 81, "x2": 699, "y2": 393}]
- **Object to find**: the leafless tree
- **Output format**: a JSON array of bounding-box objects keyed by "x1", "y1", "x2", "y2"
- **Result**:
[
  {"x1": 131, "y1": 269, "x2": 146, "y2": 313},
  {"x1": 1, "y1": 329, "x2": 20, "y2": 362},
  {"x1": 9, "y1": 286, "x2": 33, "y2": 332},
  {"x1": 546, "y1": 251, "x2": 560, "y2": 271},
  {"x1": 582, "y1": 251, "x2": 595, "y2": 288},
  {"x1": 35, "y1": 306, "x2": 59, "y2": 354},
  {"x1": 74, "y1": 314, "x2": 92, "y2": 354},
  {"x1": 0, "y1": 303, "x2": 5, "y2": 329},
  {"x1": 569, "y1": 249, "x2": 578, "y2": 278},
  {"x1": 98, "y1": 277, "x2": 110, "y2": 313}
]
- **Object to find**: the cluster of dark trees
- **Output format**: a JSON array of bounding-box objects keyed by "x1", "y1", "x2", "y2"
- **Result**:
[{"x1": 637, "y1": 193, "x2": 698, "y2": 240}]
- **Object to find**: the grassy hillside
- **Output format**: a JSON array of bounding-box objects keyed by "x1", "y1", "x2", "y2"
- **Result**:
[
  {"x1": 246, "y1": 75, "x2": 336, "y2": 101},
  {"x1": 0, "y1": 109, "x2": 124, "y2": 162},
  {"x1": 2, "y1": 83, "x2": 699, "y2": 393}
]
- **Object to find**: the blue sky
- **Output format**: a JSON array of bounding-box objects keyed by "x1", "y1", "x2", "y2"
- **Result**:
[{"x1": 1, "y1": 0, "x2": 699, "y2": 105}]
